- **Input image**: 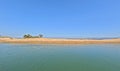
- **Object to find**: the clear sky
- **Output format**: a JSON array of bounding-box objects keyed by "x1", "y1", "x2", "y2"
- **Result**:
[{"x1": 0, "y1": 0, "x2": 120, "y2": 38}]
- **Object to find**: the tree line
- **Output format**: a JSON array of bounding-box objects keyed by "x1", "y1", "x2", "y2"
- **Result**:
[{"x1": 23, "y1": 34, "x2": 43, "y2": 38}]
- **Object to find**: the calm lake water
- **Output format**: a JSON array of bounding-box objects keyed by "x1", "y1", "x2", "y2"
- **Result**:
[{"x1": 0, "y1": 44, "x2": 120, "y2": 71}]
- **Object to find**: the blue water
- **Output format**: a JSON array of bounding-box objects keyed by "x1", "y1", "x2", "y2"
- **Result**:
[{"x1": 0, "y1": 44, "x2": 120, "y2": 71}]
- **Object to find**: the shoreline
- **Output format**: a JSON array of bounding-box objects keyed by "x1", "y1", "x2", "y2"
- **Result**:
[{"x1": 0, "y1": 38, "x2": 120, "y2": 44}]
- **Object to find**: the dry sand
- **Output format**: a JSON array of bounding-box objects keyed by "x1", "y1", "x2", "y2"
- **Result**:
[{"x1": 0, "y1": 37, "x2": 120, "y2": 44}]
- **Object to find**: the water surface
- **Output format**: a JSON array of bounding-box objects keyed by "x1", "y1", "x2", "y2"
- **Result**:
[{"x1": 0, "y1": 44, "x2": 120, "y2": 71}]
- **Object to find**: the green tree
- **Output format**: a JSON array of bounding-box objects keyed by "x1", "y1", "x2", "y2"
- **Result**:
[
  {"x1": 39, "y1": 34, "x2": 43, "y2": 38},
  {"x1": 23, "y1": 34, "x2": 32, "y2": 38}
]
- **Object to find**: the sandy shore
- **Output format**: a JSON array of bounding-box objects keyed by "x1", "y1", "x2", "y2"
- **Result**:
[{"x1": 0, "y1": 38, "x2": 120, "y2": 44}]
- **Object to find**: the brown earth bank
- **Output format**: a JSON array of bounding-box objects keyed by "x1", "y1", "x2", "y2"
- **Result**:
[{"x1": 0, "y1": 38, "x2": 120, "y2": 44}]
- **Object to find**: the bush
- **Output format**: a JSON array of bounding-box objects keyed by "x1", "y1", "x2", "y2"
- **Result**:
[
  {"x1": 23, "y1": 34, "x2": 43, "y2": 38},
  {"x1": 23, "y1": 34, "x2": 32, "y2": 38},
  {"x1": 39, "y1": 34, "x2": 43, "y2": 38}
]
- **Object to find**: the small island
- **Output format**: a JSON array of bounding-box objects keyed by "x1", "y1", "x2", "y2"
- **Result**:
[{"x1": 0, "y1": 34, "x2": 120, "y2": 44}]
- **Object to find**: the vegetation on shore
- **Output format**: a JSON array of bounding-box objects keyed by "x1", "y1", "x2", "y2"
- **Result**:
[
  {"x1": 0, "y1": 35, "x2": 13, "y2": 39},
  {"x1": 23, "y1": 34, "x2": 43, "y2": 38}
]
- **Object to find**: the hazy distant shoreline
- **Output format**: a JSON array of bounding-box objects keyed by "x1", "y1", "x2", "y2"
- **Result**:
[{"x1": 0, "y1": 37, "x2": 120, "y2": 44}]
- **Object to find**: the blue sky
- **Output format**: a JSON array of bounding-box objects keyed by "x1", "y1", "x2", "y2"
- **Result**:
[{"x1": 0, "y1": 0, "x2": 120, "y2": 38}]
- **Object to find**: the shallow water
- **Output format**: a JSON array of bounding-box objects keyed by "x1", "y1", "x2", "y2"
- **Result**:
[{"x1": 0, "y1": 44, "x2": 120, "y2": 71}]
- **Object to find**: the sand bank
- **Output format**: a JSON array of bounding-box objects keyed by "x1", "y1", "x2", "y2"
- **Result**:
[{"x1": 0, "y1": 38, "x2": 120, "y2": 44}]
